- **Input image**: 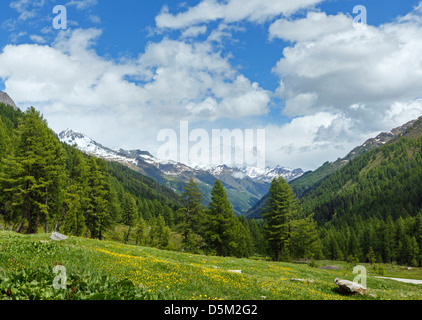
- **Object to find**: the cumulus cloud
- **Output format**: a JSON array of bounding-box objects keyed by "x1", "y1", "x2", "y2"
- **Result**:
[
  {"x1": 264, "y1": 112, "x2": 370, "y2": 170},
  {"x1": 155, "y1": 0, "x2": 324, "y2": 30},
  {"x1": 272, "y1": 6, "x2": 422, "y2": 133},
  {"x1": 0, "y1": 28, "x2": 270, "y2": 151},
  {"x1": 269, "y1": 11, "x2": 353, "y2": 42}
]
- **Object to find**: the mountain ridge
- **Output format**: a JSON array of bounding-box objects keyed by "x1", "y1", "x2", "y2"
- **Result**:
[
  {"x1": 245, "y1": 115, "x2": 422, "y2": 219},
  {"x1": 0, "y1": 92, "x2": 18, "y2": 111},
  {"x1": 58, "y1": 128, "x2": 303, "y2": 214}
]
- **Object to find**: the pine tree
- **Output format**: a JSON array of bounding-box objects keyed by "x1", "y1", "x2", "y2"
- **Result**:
[
  {"x1": 85, "y1": 158, "x2": 114, "y2": 240},
  {"x1": 205, "y1": 180, "x2": 237, "y2": 257},
  {"x1": 179, "y1": 178, "x2": 205, "y2": 249},
  {"x1": 262, "y1": 177, "x2": 298, "y2": 261},
  {"x1": 121, "y1": 192, "x2": 137, "y2": 227},
  {"x1": 150, "y1": 214, "x2": 171, "y2": 249},
  {"x1": 0, "y1": 117, "x2": 10, "y2": 159},
  {"x1": 290, "y1": 214, "x2": 323, "y2": 259},
  {"x1": 0, "y1": 107, "x2": 66, "y2": 234},
  {"x1": 59, "y1": 146, "x2": 88, "y2": 236}
]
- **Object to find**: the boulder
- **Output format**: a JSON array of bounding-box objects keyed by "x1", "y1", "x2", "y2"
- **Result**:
[
  {"x1": 50, "y1": 232, "x2": 68, "y2": 241},
  {"x1": 334, "y1": 278, "x2": 367, "y2": 295}
]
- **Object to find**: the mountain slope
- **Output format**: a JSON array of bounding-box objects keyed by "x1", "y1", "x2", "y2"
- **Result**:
[
  {"x1": 301, "y1": 116, "x2": 422, "y2": 225},
  {"x1": 245, "y1": 117, "x2": 422, "y2": 219},
  {"x1": 0, "y1": 92, "x2": 18, "y2": 111},
  {"x1": 59, "y1": 129, "x2": 303, "y2": 214}
]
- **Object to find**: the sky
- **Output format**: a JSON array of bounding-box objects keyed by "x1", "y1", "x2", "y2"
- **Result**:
[{"x1": 1, "y1": 0, "x2": 422, "y2": 171}]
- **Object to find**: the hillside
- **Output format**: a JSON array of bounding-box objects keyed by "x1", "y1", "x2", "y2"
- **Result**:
[
  {"x1": 1, "y1": 231, "x2": 422, "y2": 301},
  {"x1": 0, "y1": 102, "x2": 182, "y2": 239},
  {"x1": 302, "y1": 116, "x2": 422, "y2": 224},
  {"x1": 245, "y1": 117, "x2": 422, "y2": 219},
  {"x1": 0, "y1": 92, "x2": 18, "y2": 111}
]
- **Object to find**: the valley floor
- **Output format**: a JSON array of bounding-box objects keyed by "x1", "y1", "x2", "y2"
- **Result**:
[{"x1": 1, "y1": 231, "x2": 422, "y2": 300}]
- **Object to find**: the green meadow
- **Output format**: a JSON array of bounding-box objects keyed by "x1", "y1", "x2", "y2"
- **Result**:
[{"x1": 1, "y1": 231, "x2": 422, "y2": 301}]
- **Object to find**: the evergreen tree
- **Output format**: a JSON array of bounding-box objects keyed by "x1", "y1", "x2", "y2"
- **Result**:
[
  {"x1": 121, "y1": 192, "x2": 137, "y2": 227},
  {"x1": 179, "y1": 178, "x2": 205, "y2": 250},
  {"x1": 205, "y1": 180, "x2": 237, "y2": 257},
  {"x1": 0, "y1": 107, "x2": 66, "y2": 234},
  {"x1": 58, "y1": 146, "x2": 88, "y2": 236},
  {"x1": 262, "y1": 177, "x2": 298, "y2": 261},
  {"x1": 150, "y1": 214, "x2": 171, "y2": 249},
  {"x1": 289, "y1": 214, "x2": 323, "y2": 259}
]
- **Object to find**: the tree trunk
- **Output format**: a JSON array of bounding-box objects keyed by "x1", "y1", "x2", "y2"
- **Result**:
[
  {"x1": 35, "y1": 206, "x2": 40, "y2": 233},
  {"x1": 76, "y1": 212, "x2": 79, "y2": 236},
  {"x1": 27, "y1": 196, "x2": 32, "y2": 234},
  {"x1": 16, "y1": 200, "x2": 26, "y2": 233},
  {"x1": 45, "y1": 186, "x2": 49, "y2": 233}
]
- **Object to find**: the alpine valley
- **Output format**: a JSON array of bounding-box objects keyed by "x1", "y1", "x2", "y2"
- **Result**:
[{"x1": 58, "y1": 128, "x2": 304, "y2": 214}]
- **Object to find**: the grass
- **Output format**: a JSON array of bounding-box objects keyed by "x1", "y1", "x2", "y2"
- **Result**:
[{"x1": 1, "y1": 231, "x2": 422, "y2": 300}]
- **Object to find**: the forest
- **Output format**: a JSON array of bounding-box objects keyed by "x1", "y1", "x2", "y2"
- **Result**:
[
  {"x1": 0, "y1": 104, "x2": 320, "y2": 262},
  {"x1": 1, "y1": 102, "x2": 422, "y2": 267}
]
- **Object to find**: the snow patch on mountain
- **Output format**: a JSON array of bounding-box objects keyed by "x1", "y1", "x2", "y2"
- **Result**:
[{"x1": 59, "y1": 129, "x2": 303, "y2": 183}]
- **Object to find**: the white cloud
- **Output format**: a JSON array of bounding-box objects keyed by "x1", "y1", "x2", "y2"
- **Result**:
[
  {"x1": 264, "y1": 112, "x2": 369, "y2": 170},
  {"x1": 88, "y1": 14, "x2": 101, "y2": 24},
  {"x1": 269, "y1": 11, "x2": 353, "y2": 42},
  {"x1": 181, "y1": 25, "x2": 207, "y2": 38},
  {"x1": 155, "y1": 0, "x2": 324, "y2": 30},
  {"x1": 272, "y1": 6, "x2": 422, "y2": 133},
  {"x1": 66, "y1": 0, "x2": 97, "y2": 10},
  {"x1": 0, "y1": 28, "x2": 270, "y2": 152},
  {"x1": 29, "y1": 34, "x2": 47, "y2": 43},
  {"x1": 9, "y1": 0, "x2": 44, "y2": 21}
]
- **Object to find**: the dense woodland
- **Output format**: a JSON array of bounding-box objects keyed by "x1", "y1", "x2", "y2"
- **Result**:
[
  {"x1": 300, "y1": 123, "x2": 422, "y2": 266},
  {"x1": 1, "y1": 103, "x2": 422, "y2": 267},
  {"x1": 0, "y1": 104, "x2": 320, "y2": 261}
]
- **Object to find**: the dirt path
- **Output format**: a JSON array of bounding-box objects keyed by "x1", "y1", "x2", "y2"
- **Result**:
[{"x1": 375, "y1": 276, "x2": 422, "y2": 284}]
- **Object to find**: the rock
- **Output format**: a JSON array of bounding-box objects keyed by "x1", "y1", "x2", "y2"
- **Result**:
[
  {"x1": 228, "y1": 270, "x2": 242, "y2": 274},
  {"x1": 0, "y1": 92, "x2": 18, "y2": 111},
  {"x1": 50, "y1": 232, "x2": 68, "y2": 241},
  {"x1": 335, "y1": 278, "x2": 367, "y2": 295},
  {"x1": 320, "y1": 265, "x2": 340, "y2": 270},
  {"x1": 291, "y1": 278, "x2": 315, "y2": 284}
]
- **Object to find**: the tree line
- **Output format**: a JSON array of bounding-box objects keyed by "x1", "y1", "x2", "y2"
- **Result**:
[
  {"x1": 0, "y1": 105, "x2": 322, "y2": 262},
  {"x1": 298, "y1": 123, "x2": 422, "y2": 266}
]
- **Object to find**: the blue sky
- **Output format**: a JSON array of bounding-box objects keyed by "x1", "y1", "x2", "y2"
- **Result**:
[{"x1": 1, "y1": 0, "x2": 422, "y2": 171}]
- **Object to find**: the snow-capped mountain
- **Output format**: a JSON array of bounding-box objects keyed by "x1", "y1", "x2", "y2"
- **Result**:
[
  {"x1": 201, "y1": 165, "x2": 303, "y2": 184},
  {"x1": 59, "y1": 129, "x2": 303, "y2": 183},
  {"x1": 58, "y1": 129, "x2": 303, "y2": 214}
]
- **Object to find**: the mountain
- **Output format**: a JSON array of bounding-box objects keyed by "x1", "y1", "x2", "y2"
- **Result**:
[
  {"x1": 245, "y1": 116, "x2": 422, "y2": 219},
  {"x1": 58, "y1": 129, "x2": 303, "y2": 214},
  {"x1": 0, "y1": 92, "x2": 18, "y2": 111},
  {"x1": 302, "y1": 115, "x2": 422, "y2": 223}
]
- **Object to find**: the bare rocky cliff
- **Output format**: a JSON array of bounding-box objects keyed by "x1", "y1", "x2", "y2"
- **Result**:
[{"x1": 0, "y1": 92, "x2": 18, "y2": 110}]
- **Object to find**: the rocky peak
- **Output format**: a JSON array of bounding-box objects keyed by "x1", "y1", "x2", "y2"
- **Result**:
[{"x1": 0, "y1": 92, "x2": 18, "y2": 111}]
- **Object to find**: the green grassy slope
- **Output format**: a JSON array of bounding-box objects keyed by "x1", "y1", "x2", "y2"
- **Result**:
[{"x1": 1, "y1": 231, "x2": 422, "y2": 300}]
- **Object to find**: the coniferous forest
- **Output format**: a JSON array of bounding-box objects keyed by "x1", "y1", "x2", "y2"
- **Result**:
[{"x1": 1, "y1": 102, "x2": 422, "y2": 268}]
